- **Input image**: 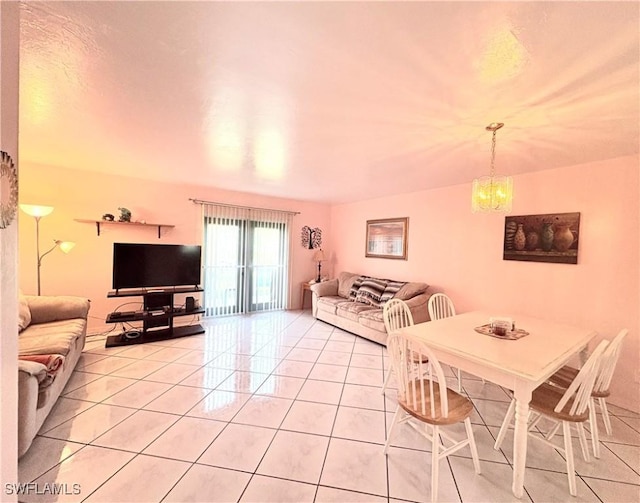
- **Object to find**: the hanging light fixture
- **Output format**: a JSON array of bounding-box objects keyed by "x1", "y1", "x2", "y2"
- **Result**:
[{"x1": 471, "y1": 122, "x2": 513, "y2": 212}]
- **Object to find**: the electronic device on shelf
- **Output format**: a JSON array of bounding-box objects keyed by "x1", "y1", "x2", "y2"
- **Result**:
[{"x1": 110, "y1": 311, "x2": 138, "y2": 319}]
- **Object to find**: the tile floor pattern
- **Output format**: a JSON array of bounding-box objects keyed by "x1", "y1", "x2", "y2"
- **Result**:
[{"x1": 18, "y1": 310, "x2": 640, "y2": 503}]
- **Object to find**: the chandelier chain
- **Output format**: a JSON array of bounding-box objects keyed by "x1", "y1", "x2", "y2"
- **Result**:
[{"x1": 490, "y1": 129, "x2": 497, "y2": 178}]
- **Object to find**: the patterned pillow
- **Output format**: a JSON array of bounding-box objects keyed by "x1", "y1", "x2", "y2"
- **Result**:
[
  {"x1": 380, "y1": 280, "x2": 407, "y2": 305},
  {"x1": 355, "y1": 277, "x2": 389, "y2": 307}
]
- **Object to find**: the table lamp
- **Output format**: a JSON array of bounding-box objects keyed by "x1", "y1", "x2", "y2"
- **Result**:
[{"x1": 312, "y1": 248, "x2": 326, "y2": 283}]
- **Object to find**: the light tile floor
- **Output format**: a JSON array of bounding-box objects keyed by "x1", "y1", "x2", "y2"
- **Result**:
[{"x1": 18, "y1": 310, "x2": 640, "y2": 502}]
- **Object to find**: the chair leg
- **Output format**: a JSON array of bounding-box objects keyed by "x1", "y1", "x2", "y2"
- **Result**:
[
  {"x1": 456, "y1": 368, "x2": 462, "y2": 392},
  {"x1": 384, "y1": 406, "x2": 401, "y2": 455},
  {"x1": 431, "y1": 425, "x2": 440, "y2": 503},
  {"x1": 589, "y1": 398, "x2": 601, "y2": 459},
  {"x1": 576, "y1": 423, "x2": 591, "y2": 463},
  {"x1": 563, "y1": 421, "x2": 577, "y2": 497},
  {"x1": 464, "y1": 417, "x2": 482, "y2": 474},
  {"x1": 494, "y1": 399, "x2": 516, "y2": 450},
  {"x1": 381, "y1": 366, "x2": 393, "y2": 395},
  {"x1": 599, "y1": 397, "x2": 613, "y2": 436}
]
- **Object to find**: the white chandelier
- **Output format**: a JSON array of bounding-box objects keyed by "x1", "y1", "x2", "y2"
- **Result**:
[{"x1": 471, "y1": 122, "x2": 513, "y2": 212}]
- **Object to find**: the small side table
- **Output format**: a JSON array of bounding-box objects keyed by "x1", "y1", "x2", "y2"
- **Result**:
[{"x1": 301, "y1": 282, "x2": 312, "y2": 310}]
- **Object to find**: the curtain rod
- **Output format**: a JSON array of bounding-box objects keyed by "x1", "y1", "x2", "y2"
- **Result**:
[{"x1": 189, "y1": 198, "x2": 300, "y2": 215}]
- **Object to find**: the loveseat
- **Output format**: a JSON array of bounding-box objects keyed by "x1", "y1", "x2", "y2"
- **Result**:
[
  {"x1": 310, "y1": 272, "x2": 431, "y2": 345},
  {"x1": 17, "y1": 294, "x2": 90, "y2": 457}
]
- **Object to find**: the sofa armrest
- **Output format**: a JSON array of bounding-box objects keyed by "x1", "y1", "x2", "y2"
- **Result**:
[
  {"x1": 405, "y1": 292, "x2": 431, "y2": 325},
  {"x1": 18, "y1": 360, "x2": 47, "y2": 382},
  {"x1": 26, "y1": 295, "x2": 90, "y2": 325},
  {"x1": 310, "y1": 279, "x2": 338, "y2": 298}
]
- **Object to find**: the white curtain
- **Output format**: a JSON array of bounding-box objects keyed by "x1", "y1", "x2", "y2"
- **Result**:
[{"x1": 198, "y1": 202, "x2": 294, "y2": 316}]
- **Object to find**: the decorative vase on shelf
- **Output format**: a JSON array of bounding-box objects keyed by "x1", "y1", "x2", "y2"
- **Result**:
[
  {"x1": 553, "y1": 223, "x2": 574, "y2": 252},
  {"x1": 541, "y1": 222, "x2": 554, "y2": 252},
  {"x1": 526, "y1": 231, "x2": 539, "y2": 251},
  {"x1": 514, "y1": 224, "x2": 526, "y2": 251}
]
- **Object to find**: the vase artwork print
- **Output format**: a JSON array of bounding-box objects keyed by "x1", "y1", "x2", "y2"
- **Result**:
[{"x1": 503, "y1": 212, "x2": 580, "y2": 264}]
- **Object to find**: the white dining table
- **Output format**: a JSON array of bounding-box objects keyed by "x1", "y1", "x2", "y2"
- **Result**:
[{"x1": 400, "y1": 310, "x2": 596, "y2": 498}]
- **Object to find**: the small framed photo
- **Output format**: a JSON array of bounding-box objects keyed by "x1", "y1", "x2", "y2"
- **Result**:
[{"x1": 365, "y1": 217, "x2": 409, "y2": 260}]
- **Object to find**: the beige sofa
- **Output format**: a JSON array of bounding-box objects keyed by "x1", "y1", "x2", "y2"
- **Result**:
[
  {"x1": 310, "y1": 272, "x2": 431, "y2": 345},
  {"x1": 17, "y1": 295, "x2": 90, "y2": 458}
]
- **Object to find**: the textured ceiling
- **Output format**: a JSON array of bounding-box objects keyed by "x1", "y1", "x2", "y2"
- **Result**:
[{"x1": 19, "y1": 1, "x2": 639, "y2": 204}]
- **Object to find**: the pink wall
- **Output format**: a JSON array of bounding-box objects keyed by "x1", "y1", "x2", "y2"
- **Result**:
[
  {"x1": 331, "y1": 155, "x2": 639, "y2": 413},
  {"x1": 18, "y1": 163, "x2": 331, "y2": 332}
]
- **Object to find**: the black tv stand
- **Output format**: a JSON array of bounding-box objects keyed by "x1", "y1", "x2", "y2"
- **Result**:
[{"x1": 105, "y1": 286, "x2": 204, "y2": 348}]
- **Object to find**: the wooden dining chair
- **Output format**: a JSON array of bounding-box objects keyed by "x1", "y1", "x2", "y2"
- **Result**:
[
  {"x1": 493, "y1": 340, "x2": 609, "y2": 497},
  {"x1": 381, "y1": 299, "x2": 422, "y2": 395},
  {"x1": 547, "y1": 328, "x2": 628, "y2": 458},
  {"x1": 384, "y1": 331, "x2": 481, "y2": 503},
  {"x1": 427, "y1": 293, "x2": 463, "y2": 391}
]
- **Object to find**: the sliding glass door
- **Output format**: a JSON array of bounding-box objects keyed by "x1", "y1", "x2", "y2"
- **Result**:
[{"x1": 202, "y1": 206, "x2": 292, "y2": 316}]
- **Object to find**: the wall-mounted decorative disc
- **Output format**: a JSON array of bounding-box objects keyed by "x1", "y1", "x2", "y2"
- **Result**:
[{"x1": 0, "y1": 151, "x2": 18, "y2": 229}]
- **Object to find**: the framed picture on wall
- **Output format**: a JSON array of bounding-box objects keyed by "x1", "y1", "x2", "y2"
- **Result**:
[
  {"x1": 365, "y1": 217, "x2": 409, "y2": 260},
  {"x1": 503, "y1": 212, "x2": 580, "y2": 264}
]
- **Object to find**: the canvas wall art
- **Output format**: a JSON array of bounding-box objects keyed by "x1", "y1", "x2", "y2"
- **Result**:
[{"x1": 503, "y1": 212, "x2": 580, "y2": 264}]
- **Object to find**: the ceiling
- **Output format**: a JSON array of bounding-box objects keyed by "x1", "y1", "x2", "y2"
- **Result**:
[{"x1": 19, "y1": 1, "x2": 639, "y2": 204}]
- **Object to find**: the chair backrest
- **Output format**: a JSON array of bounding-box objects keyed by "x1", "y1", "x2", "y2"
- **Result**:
[
  {"x1": 387, "y1": 332, "x2": 450, "y2": 418},
  {"x1": 555, "y1": 340, "x2": 609, "y2": 416},
  {"x1": 594, "y1": 329, "x2": 628, "y2": 394},
  {"x1": 383, "y1": 298, "x2": 414, "y2": 335},
  {"x1": 428, "y1": 293, "x2": 456, "y2": 321}
]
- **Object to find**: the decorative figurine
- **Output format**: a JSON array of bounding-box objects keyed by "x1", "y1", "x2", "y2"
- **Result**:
[
  {"x1": 118, "y1": 207, "x2": 132, "y2": 222},
  {"x1": 102, "y1": 213, "x2": 115, "y2": 221}
]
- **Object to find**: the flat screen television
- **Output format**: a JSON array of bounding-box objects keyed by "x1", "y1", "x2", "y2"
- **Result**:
[{"x1": 112, "y1": 243, "x2": 202, "y2": 291}]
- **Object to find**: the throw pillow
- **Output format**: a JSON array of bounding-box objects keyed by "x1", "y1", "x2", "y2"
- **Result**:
[
  {"x1": 395, "y1": 282, "x2": 429, "y2": 300},
  {"x1": 337, "y1": 272, "x2": 359, "y2": 298},
  {"x1": 18, "y1": 293, "x2": 32, "y2": 332},
  {"x1": 380, "y1": 280, "x2": 407, "y2": 304},
  {"x1": 355, "y1": 277, "x2": 388, "y2": 307}
]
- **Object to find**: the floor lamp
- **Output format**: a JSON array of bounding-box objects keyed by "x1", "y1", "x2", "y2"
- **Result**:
[{"x1": 20, "y1": 204, "x2": 75, "y2": 295}]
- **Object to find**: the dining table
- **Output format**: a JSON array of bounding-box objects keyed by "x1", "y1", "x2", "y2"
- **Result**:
[{"x1": 400, "y1": 310, "x2": 597, "y2": 498}]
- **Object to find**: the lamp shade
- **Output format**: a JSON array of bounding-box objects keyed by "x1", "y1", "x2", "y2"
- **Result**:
[
  {"x1": 471, "y1": 175, "x2": 513, "y2": 212},
  {"x1": 20, "y1": 204, "x2": 53, "y2": 217},
  {"x1": 57, "y1": 241, "x2": 76, "y2": 253},
  {"x1": 312, "y1": 249, "x2": 326, "y2": 261},
  {"x1": 20, "y1": 204, "x2": 54, "y2": 218}
]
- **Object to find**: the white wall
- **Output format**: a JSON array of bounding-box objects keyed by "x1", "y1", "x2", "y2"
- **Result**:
[
  {"x1": 331, "y1": 155, "x2": 640, "y2": 413},
  {"x1": 0, "y1": 1, "x2": 20, "y2": 498}
]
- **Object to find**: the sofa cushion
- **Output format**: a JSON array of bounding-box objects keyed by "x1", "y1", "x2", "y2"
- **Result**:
[
  {"x1": 395, "y1": 282, "x2": 429, "y2": 301},
  {"x1": 18, "y1": 319, "x2": 85, "y2": 356},
  {"x1": 18, "y1": 294, "x2": 32, "y2": 332},
  {"x1": 316, "y1": 296, "x2": 345, "y2": 315},
  {"x1": 355, "y1": 277, "x2": 388, "y2": 307},
  {"x1": 336, "y1": 301, "x2": 377, "y2": 322},
  {"x1": 358, "y1": 309, "x2": 386, "y2": 333},
  {"x1": 337, "y1": 272, "x2": 359, "y2": 299}
]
